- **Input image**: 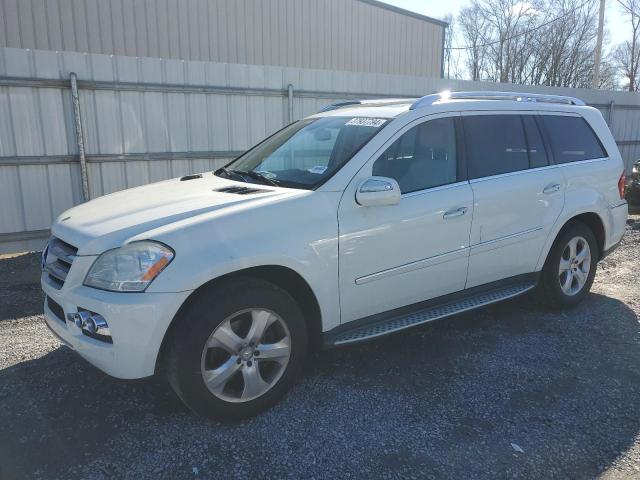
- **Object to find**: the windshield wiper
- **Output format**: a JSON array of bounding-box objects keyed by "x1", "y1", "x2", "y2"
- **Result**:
[
  {"x1": 215, "y1": 167, "x2": 248, "y2": 182},
  {"x1": 243, "y1": 170, "x2": 280, "y2": 187},
  {"x1": 216, "y1": 167, "x2": 280, "y2": 187}
]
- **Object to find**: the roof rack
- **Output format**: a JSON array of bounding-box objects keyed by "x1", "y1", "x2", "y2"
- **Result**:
[
  {"x1": 410, "y1": 91, "x2": 586, "y2": 110},
  {"x1": 319, "y1": 98, "x2": 416, "y2": 113}
]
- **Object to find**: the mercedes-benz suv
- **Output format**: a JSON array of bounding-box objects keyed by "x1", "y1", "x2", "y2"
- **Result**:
[{"x1": 42, "y1": 91, "x2": 628, "y2": 419}]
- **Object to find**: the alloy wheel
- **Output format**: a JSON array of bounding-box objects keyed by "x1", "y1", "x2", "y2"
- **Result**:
[
  {"x1": 558, "y1": 236, "x2": 591, "y2": 296},
  {"x1": 200, "y1": 309, "x2": 291, "y2": 403}
]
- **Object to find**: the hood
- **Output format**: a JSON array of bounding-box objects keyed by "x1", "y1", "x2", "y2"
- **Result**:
[{"x1": 52, "y1": 173, "x2": 293, "y2": 255}]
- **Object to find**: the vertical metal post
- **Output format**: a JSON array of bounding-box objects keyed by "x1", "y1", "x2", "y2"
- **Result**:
[
  {"x1": 592, "y1": 0, "x2": 606, "y2": 89},
  {"x1": 608, "y1": 100, "x2": 615, "y2": 129},
  {"x1": 440, "y1": 25, "x2": 446, "y2": 79},
  {"x1": 69, "y1": 72, "x2": 90, "y2": 202},
  {"x1": 287, "y1": 84, "x2": 294, "y2": 124}
]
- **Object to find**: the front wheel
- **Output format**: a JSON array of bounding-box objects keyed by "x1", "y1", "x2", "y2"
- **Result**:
[
  {"x1": 537, "y1": 222, "x2": 598, "y2": 309},
  {"x1": 165, "y1": 278, "x2": 308, "y2": 420}
]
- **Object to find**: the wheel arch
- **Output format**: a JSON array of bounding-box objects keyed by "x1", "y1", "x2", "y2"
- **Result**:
[
  {"x1": 570, "y1": 212, "x2": 606, "y2": 259},
  {"x1": 538, "y1": 211, "x2": 606, "y2": 270},
  {"x1": 155, "y1": 265, "x2": 323, "y2": 373}
]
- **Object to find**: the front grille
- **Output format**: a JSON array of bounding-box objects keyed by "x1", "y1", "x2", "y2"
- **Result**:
[
  {"x1": 46, "y1": 296, "x2": 65, "y2": 323},
  {"x1": 44, "y1": 237, "x2": 78, "y2": 289}
]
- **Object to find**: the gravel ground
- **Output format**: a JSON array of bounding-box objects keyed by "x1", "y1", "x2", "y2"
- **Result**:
[{"x1": 1, "y1": 216, "x2": 639, "y2": 480}]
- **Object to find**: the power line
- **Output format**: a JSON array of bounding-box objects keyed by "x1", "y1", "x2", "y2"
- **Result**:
[
  {"x1": 616, "y1": 0, "x2": 640, "y2": 17},
  {"x1": 446, "y1": 0, "x2": 594, "y2": 50}
]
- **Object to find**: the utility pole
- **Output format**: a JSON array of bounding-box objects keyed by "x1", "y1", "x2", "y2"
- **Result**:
[{"x1": 592, "y1": 0, "x2": 606, "y2": 88}]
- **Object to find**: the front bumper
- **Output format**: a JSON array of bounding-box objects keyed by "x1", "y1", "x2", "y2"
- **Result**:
[{"x1": 41, "y1": 265, "x2": 191, "y2": 379}]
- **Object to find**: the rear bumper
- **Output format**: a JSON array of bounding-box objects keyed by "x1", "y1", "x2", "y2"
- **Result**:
[
  {"x1": 42, "y1": 273, "x2": 191, "y2": 379},
  {"x1": 600, "y1": 201, "x2": 628, "y2": 260},
  {"x1": 605, "y1": 201, "x2": 628, "y2": 250}
]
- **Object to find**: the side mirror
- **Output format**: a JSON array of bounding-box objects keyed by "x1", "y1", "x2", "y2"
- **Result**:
[{"x1": 355, "y1": 176, "x2": 401, "y2": 207}]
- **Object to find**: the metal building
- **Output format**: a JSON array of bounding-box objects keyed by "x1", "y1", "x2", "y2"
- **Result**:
[
  {"x1": 0, "y1": 0, "x2": 447, "y2": 77},
  {"x1": 2, "y1": 1, "x2": 639, "y2": 255}
]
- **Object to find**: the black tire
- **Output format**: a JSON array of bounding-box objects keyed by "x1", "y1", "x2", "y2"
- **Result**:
[
  {"x1": 537, "y1": 221, "x2": 598, "y2": 309},
  {"x1": 165, "y1": 277, "x2": 308, "y2": 420}
]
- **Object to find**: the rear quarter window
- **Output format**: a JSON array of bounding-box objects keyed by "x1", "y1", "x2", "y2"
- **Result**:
[{"x1": 540, "y1": 115, "x2": 607, "y2": 164}]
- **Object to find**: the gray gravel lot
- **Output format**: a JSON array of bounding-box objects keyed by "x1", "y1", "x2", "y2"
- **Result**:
[{"x1": 1, "y1": 216, "x2": 639, "y2": 479}]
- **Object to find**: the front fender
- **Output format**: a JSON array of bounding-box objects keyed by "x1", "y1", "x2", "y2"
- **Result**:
[{"x1": 144, "y1": 192, "x2": 341, "y2": 331}]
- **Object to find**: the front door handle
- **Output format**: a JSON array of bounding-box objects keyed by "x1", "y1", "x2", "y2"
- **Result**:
[
  {"x1": 443, "y1": 207, "x2": 468, "y2": 219},
  {"x1": 543, "y1": 183, "x2": 561, "y2": 194}
]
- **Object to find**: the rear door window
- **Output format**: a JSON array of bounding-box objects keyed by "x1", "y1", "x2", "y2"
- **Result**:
[
  {"x1": 464, "y1": 115, "x2": 529, "y2": 179},
  {"x1": 540, "y1": 115, "x2": 607, "y2": 164}
]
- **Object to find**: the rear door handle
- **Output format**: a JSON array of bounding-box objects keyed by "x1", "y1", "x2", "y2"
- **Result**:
[
  {"x1": 543, "y1": 183, "x2": 561, "y2": 194},
  {"x1": 443, "y1": 207, "x2": 468, "y2": 219}
]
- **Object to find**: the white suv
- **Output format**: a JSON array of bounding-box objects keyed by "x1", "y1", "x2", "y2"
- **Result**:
[{"x1": 41, "y1": 91, "x2": 628, "y2": 419}]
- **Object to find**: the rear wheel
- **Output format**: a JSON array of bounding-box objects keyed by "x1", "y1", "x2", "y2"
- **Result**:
[
  {"x1": 537, "y1": 222, "x2": 598, "y2": 309},
  {"x1": 166, "y1": 277, "x2": 308, "y2": 420}
]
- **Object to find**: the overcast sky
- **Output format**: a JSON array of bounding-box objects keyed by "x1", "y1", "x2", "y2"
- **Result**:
[{"x1": 381, "y1": 0, "x2": 631, "y2": 50}]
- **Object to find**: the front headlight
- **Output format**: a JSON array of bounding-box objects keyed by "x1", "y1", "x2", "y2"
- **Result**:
[{"x1": 84, "y1": 241, "x2": 174, "y2": 292}]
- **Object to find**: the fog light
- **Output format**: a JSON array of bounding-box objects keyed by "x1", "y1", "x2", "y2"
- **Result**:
[
  {"x1": 89, "y1": 314, "x2": 110, "y2": 336},
  {"x1": 67, "y1": 311, "x2": 91, "y2": 328},
  {"x1": 76, "y1": 311, "x2": 91, "y2": 328},
  {"x1": 85, "y1": 317, "x2": 97, "y2": 334},
  {"x1": 72, "y1": 309, "x2": 112, "y2": 343}
]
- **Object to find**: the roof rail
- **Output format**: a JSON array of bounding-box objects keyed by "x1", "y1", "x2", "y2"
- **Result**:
[
  {"x1": 319, "y1": 98, "x2": 416, "y2": 113},
  {"x1": 410, "y1": 91, "x2": 586, "y2": 110}
]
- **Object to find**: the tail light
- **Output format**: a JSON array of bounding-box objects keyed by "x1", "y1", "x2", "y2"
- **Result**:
[{"x1": 618, "y1": 171, "x2": 626, "y2": 200}]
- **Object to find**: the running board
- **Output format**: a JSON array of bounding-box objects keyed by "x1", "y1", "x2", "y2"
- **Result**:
[{"x1": 330, "y1": 281, "x2": 536, "y2": 347}]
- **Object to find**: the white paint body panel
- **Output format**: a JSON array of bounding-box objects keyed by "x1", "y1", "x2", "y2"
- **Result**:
[
  {"x1": 338, "y1": 181, "x2": 473, "y2": 322},
  {"x1": 466, "y1": 165, "x2": 565, "y2": 288},
  {"x1": 42, "y1": 262, "x2": 191, "y2": 379},
  {"x1": 42, "y1": 98, "x2": 627, "y2": 379},
  {"x1": 337, "y1": 112, "x2": 473, "y2": 322}
]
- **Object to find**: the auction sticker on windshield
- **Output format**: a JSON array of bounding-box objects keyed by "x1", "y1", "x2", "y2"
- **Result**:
[{"x1": 345, "y1": 118, "x2": 386, "y2": 127}]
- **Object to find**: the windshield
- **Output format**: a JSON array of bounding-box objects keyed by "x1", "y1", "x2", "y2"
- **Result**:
[{"x1": 217, "y1": 116, "x2": 389, "y2": 189}]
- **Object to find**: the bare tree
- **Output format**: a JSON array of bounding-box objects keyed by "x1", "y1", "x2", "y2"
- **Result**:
[
  {"x1": 477, "y1": 0, "x2": 541, "y2": 83},
  {"x1": 535, "y1": 0, "x2": 600, "y2": 88},
  {"x1": 443, "y1": 14, "x2": 454, "y2": 78},
  {"x1": 613, "y1": 0, "x2": 640, "y2": 91},
  {"x1": 455, "y1": 0, "x2": 618, "y2": 89},
  {"x1": 458, "y1": 4, "x2": 489, "y2": 80},
  {"x1": 442, "y1": 14, "x2": 464, "y2": 79},
  {"x1": 597, "y1": 58, "x2": 620, "y2": 90}
]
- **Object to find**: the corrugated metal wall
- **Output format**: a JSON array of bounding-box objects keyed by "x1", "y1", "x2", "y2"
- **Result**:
[
  {"x1": 0, "y1": 0, "x2": 445, "y2": 77},
  {"x1": 1, "y1": 47, "x2": 640, "y2": 253}
]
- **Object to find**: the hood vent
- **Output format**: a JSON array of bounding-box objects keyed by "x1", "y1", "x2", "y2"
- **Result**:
[
  {"x1": 180, "y1": 174, "x2": 202, "y2": 181},
  {"x1": 215, "y1": 186, "x2": 271, "y2": 195}
]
